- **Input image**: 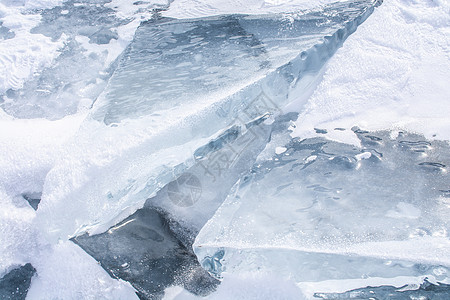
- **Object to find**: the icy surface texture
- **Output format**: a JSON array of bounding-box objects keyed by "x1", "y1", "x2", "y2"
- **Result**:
[
  {"x1": 314, "y1": 279, "x2": 450, "y2": 300},
  {"x1": 0, "y1": 263, "x2": 35, "y2": 300},
  {"x1": 94, "y1": 0, "x2": 378, "y2": 125},
  {"x1": 0, "y1": 1, "x2": 65, "y2": 95},
  {"x1": 194, "y1": 128, "x2": 450, "y2": 282},
  {"x1": 73, "y1": 208, "x2": 219, "y2": 299},
  {"x1": 164, "y1": 0, "x2": 340, "y2": 19},
  {"x1": 0, "y1": 0, "x2": 126, "y2": 119},
  {"x1": 0, "y1": 0, "x2": 169, "y2": 120},
  {"x1": 37, "y1": 0, "x2": 380, "y2": 241},
  {"x1": 0, "y1": 21, "x2": 15, "y2": 40}
]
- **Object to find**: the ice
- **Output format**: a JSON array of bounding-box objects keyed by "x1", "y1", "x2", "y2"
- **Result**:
[
  {"x1": 194, "y1": 127, "x2": 450, "y2": 283},
  {"x1": 69, "y1": 115, "x2": 271, "y2": 299},
  {"x1": 73, "y1": 208, "x2": 219, "y2": 299},
  {"x1": 93, "y1": 0, "x2": 379, "y2": 125},
  {"x1": 4, "y1": 0, "x2": 448, "y2": 298},
  {"x1": 314, "y1": 279, "x2": 450, "y2": 299},
  {"x1": 0, "y1": 0, "x2": 167, "y2": 120},
  {"x1": 0, "y1": 21, "x2": 15, "y2": 40},
  {"x1": 26, "y1": 241, "x2": 138, "y2": 300},
  {"x1": 1, "y1": 0, "x2": 131, "y2": 120},
  {"x1": 164, "y1": 0, "x2": 340, "y2": 19},
  {"x1": 290, "y1": 0, "x2": 450, "y2": 143},
  {"x1": 37, "y1": 0, "x2": 380, "y2": 241},
  {"x1": 144, "y1": 115, "x2": 272, "y2": 244},
  {"x1": 0, "y1": 263, "x2": 36, "y2": 300},
  {"x1": 168, "y1": 273, "x2": 307, "y2": 300},
  {"x1": 0, "y1": 2, "x2": 65, "y2": 95}
]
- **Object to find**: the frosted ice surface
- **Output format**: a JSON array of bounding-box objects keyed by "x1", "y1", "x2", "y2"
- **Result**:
[
  {"x1": 0, "y1": 21, "x2": 15, "y2": 40},
  {"x1": 37, "y1": 0, "x2": 380, "y2": 240},
  {"x1": 194, "y1": 128, "x2": 450, "y2": 282},
  {"x1": 0, "y1": 0, "x2": 170, "y2": 120}
]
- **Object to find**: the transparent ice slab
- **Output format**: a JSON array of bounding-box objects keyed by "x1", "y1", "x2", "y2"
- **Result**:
[
  {"x1": 38, "y1": 0, "x2": 380, "y2": 241},
  {"x1": 194, "y1": 129, "x2": 450, "y2": 282},
  {"x1": 93, "y1": 0, "x2": 380, "y2": 125},
  {"x1": 144, "y1": 115, "x2": 272, "y2": 246},
  {"x1": 72, "y1": 119, "x2": 271, "y2": 299}
]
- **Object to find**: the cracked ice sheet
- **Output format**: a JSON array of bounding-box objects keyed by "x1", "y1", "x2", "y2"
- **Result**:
[
  {"x1": 0, "y1": 1, "x2": 65, "y2": 94},
  {"x1": 163, "y1": 0, "x2": 341, "y2": 19},
  {"x1": 0, "y1": 0, "x2": 170, "y2": 120},
  {"x1": 36, "y1": 0, "x2": 379, "y2": 241},
  {"x1": 289, "y1": 0, "x2": 450, "y2": 145}
]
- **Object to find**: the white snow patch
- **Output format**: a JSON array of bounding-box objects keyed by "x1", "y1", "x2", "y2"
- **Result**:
[
  {"x1": 355, "y1": 151, "x2": 371, "y2": 161},
  {"x1": 275, "y1": 146, "x2": 287, "y2": 154},
  {"x1": 0, "y1": 189, "x2": 38, "y2": 274},
  {"x1": 0, "y1": 113, "x2": 86, "y2": 197},
  {"x1": 27, "y1": 241, "x2": 138, "y2": 300},
  {"x1": 291, "y1": 0, "x2": 450, "y2": 144}
]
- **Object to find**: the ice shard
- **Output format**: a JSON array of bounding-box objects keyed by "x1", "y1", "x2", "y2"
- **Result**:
[
  {"x1": 144, "y1": 114, "x2": 272, "y2": 244},
  {"x1": 194, "y1": 129, "x2": 450, "y2": 283},
  {"x1": 38, "y1": 0, "x2": 381, "y2": 240}
]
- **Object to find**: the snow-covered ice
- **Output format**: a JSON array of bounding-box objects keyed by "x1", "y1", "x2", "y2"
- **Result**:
[{"x1": 290, "y1": 0, "x2": 450, "y2": 144}]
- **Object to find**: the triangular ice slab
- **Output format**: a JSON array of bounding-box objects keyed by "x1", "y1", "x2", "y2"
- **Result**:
[
  {"x1": 38, "y1": 0, "x2": 380, "y2": 240},
  {"x1": 94, "y1": 0, "x2": 378, "y2": 125},
  {"x1": 193, "y1": 129, "x2": 450, "y2": 283}
]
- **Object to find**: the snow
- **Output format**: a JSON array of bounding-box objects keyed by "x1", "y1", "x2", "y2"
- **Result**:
[
  {"x1": 0, "y1": 113, "x2": 85, "y2": 197},
  {"x1": 290, "y1": 0, "x2": 450, "y2": 145},
  {"x1": 26, "y1": 241, "x2": 138, "y2": 300},
  {"x1": 275, "y1": 146, "x2": 287, "y2": 154}
]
